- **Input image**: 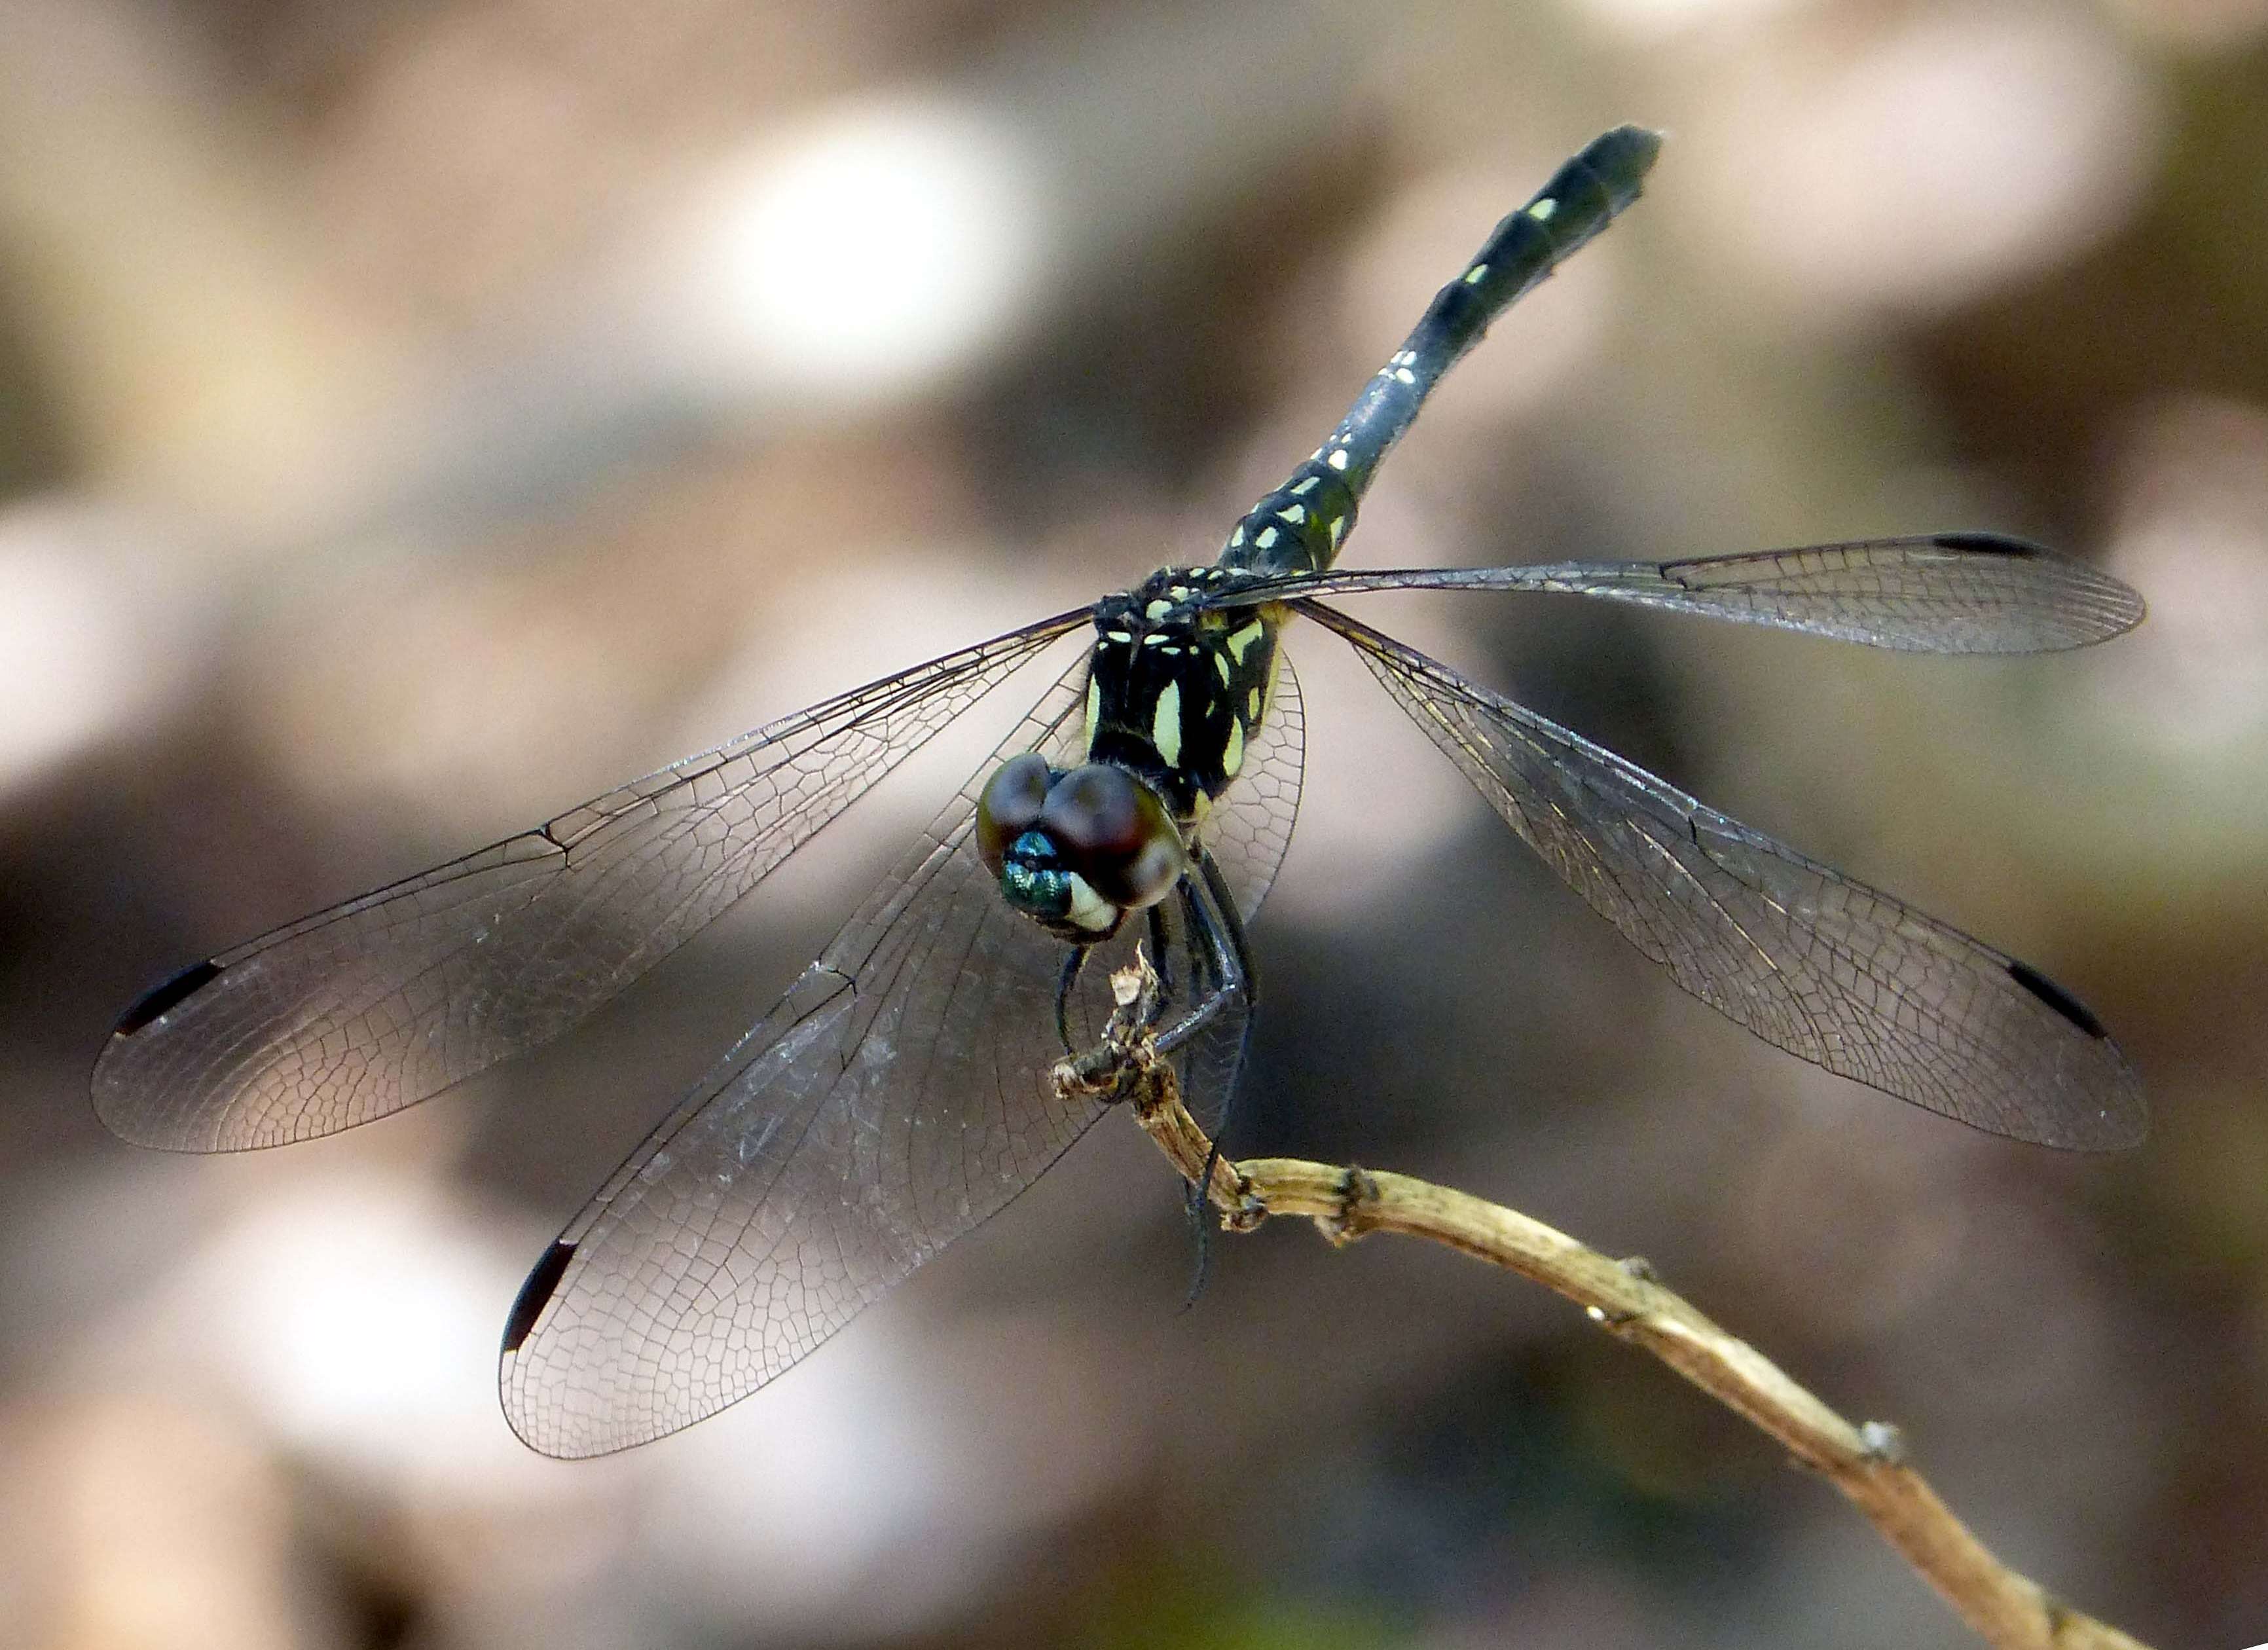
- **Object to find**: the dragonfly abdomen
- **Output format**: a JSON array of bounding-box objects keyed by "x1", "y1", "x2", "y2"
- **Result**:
[
  {"x1": 1219, "y1": 456, "x2": 1363, "y2": 578},
  {"x1": 1305, "y1": 126, "x2": 1661, "y2": 511},
  {"x1": 1217, "y1": 127, "x2": 1661, "y2": 587}
]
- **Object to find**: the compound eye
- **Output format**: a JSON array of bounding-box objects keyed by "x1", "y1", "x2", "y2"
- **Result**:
[
  {"x1": 1040, "y1": 764, "x2": 1185, "y2": 909},
  {"x1": 976, "y1": 752, "x2": 1053, "y2": 875}
]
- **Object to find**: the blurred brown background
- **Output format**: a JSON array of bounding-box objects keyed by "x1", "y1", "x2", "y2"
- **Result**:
[{"x1": 3, "y1": 0, "x2": 2265, "y2": 1645}]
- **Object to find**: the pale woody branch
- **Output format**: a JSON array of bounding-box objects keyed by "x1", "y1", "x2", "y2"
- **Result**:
[{"x1": 1054, "y1": 959, "x2": 2150, "y2": 1650}]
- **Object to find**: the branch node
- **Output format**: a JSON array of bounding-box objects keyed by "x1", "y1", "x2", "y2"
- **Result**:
[
  {"x1": 1316, "y1": 1165, "x2": 1381, "y2": 1245},
  {"x1": 1222, "y1": 1192, "x2": 1268, "y2": 1233}
]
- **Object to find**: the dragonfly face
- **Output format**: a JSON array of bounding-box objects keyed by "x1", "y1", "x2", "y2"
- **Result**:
[
  {"x1": 977, "y1": 564, "x2": 1284, "y2": 945},
  {"x1": 974, "y1": 751, "x2": 1184, "y2": 941}
]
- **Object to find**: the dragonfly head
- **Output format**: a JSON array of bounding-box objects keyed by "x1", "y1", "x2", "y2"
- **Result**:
[{"x1": 976, "y1": 753, "x2": 1186, "y2": 944}]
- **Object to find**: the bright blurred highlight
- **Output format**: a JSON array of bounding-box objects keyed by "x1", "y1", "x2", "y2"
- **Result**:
[
  {"x1": 2102, "y1": 396, "x2": 2268, "y2": 749},
  {"x1": 664, "y1": 93, "x2": 1051, "y2": 409}
]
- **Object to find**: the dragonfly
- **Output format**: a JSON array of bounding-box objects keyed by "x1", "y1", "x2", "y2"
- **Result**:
[{"x1": 93, "y1": 126, "x2": 2148, "y2": 1458}]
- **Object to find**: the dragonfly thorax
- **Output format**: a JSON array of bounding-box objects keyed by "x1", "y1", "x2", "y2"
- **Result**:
[
  {"x1": 1083, "y1": 566, "x2": 1282, "y2": 824},
  {"x1": 973, "y1": 560, "x2": 1283, "y2": 947}
]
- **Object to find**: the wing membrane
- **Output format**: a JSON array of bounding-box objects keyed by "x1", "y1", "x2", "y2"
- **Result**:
[
  {"x1": 1201, "y1": 651, "x2": 1304, "y2": 925},
  {"x1": 93, "y1": 610, "x2": 1091, "y2": 1151},
  {"x1": 1308, "y1": 600, "x2": 2145, "y2": 1148},
  {"x1": 1209, "y1": 535, "x2": 2143, "y2": 653},
  {"x1": 498, "y1": 653, "x2": 1251, "y2": 1456}
]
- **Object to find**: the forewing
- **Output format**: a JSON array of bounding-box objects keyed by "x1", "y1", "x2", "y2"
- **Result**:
[
  {"x1": 1208, "y1": 535, "x2": 2144, "y2": 653},
  {"x1": 1308, "y1": 602, "x2": 2145, "y2": 1149},
  {"x1": 94, "y1": 610, "x2": 1090, "y2": 1151},
  {"x1": 496, "y1": 650, "x2": 1245, "y2": 1457}
]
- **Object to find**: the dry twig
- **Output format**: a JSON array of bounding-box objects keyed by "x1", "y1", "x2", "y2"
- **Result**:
[{"x1": 1054, "y1": 957, "x2": 2150, "y2": 1650}]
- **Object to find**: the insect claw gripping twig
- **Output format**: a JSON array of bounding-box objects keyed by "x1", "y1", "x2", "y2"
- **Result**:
[
  {"x1": 1055, "y1": 953, "x2": 1256, "y2": 1220},
  {"x1": 1050, "y1": 950, "x2": 1164, "y2": 1105}
]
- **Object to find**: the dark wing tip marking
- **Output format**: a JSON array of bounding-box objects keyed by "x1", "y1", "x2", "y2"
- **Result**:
[
  {"x1": 2005, "y1": 959, "x2": 2110, "y2": 1040},
  {"x1": 1931, "y1": 530, "x2": 2048, "y2": 559},
  {"x1": 502, "y1": 1241, "x2": 576, "y2": 1353},
  {"x1": 111, "y1": 959, "x2": 225, "y2": 1037}
]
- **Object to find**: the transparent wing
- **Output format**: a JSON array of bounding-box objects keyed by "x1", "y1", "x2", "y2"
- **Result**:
[
  {"x1": 498, "y1": 653, "x2": 1250, "y2": 1457},
  {"x1": 1200, "y1": 650, "x2": 1305, "y2": 925},
  {"x1": 1205, "y1": 534, "x2": 2144, "y2": 653},
  {"x1": 1308, "y1": 601, "x2": 2145, "y2": 1150},
  {"x1": 93, "y1": 609, "x2": 1092, "y2": 1152}
]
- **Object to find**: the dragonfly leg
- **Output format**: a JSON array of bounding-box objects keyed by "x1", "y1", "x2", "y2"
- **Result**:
[
  {"x1": 1196, "y1": 849, "x2": 1258, "y2": 1011},
  {"x1": 1174, "y1": 850, "x2": 1264, "y2": 1278},
  {"x1": 1053, "y1": 946, "x2": 1088, "y2": 1055},
  {"x1": 1146, "y1": 902, "x2": 1179, "y2": 1029}
]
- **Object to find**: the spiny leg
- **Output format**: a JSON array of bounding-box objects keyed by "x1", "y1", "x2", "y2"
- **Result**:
[
  {"x1": 1146, "y1": 902, "x2": 1178, "y2": 1027},
  {"x1": 1196, "y1": 848, "x2": 1258, "y2": 1012},
  {"x1": 1221, "y1": 125, "x2": 1662, "y2": 580},
  {"x1": 1053, "y1": 946, "x2": 1087, "y2": 1056},
  {"x1": 1184, "y1": 850, "x2": 1257, "y2": 1230}
]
